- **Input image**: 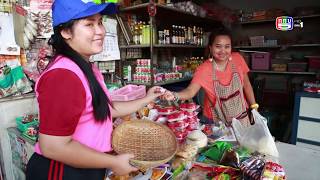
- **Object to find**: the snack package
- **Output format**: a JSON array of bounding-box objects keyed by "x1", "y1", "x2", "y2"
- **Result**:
[
  {"x1": 261, "y1": 161, "x2": 286, "y2": 180},
  {"x1": 240, "y1": 155, "x2": 265, "y2": 180},
  {"x1": 187, "y1": 168, "x2": 208, "y2": 180},
  {"x1": 219, "y1": 148, "x2": 240, "y2": 168},
  {"x1": 192, "y1": 162, "x2": 241, "y2": 179},
  {"x1": 202, "y1": 141, "x2": 233, "y2": 162}
]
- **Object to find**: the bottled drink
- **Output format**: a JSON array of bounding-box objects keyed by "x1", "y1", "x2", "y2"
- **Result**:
[
  {"x1": 172, "y1": 25, "x2": 176, "y2": 44},
  {"x1": 184, "y1": 26, "x2": 187, "y2": 44},
  {"x1": 193, "y1": 26, "x2": 197, "y2": 45},
  {"x1": 165, "y1": 29, "x2": 170, "y2": 44}
]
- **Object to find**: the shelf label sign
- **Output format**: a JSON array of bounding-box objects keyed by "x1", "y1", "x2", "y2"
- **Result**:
[
  {"x1": 276, "y1": 16, "x2": 293, "y2": 31},
  {"x1": 276, "y1": 16, "x2": 303, "y2": 31}
]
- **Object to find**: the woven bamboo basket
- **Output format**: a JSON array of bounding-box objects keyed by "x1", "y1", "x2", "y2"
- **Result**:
[{"x1": 112, "y1": 120, "x2": 177, "y2": 171}]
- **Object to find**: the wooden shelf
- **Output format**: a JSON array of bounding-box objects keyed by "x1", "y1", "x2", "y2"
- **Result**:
[
  {"x1": 0, "y1": 93, "x2": 35, "y2": 103},
  {"x1": 287, "y1": 44, "x2": 320, "y2": 48},
  {"x1": 120, "y1": 3, "x2": 220, "y2": 27},
  {"x1": 120, "y1": 44, "x2": 205, "y2": 49},
  {"x1": 127, "y1": 77, "x2": 192, "y2": 86},
  {"x1": 250, "y1": 70, "x2": 317, "y2": 75},
  {"x1": 154, "y1": 44, "x2": 205, "y2": 48},
  {"x1": 119, "y1": 44, "x2": 150, "y2": 49},
  {"x1": 239, "y1": 14, "x2": 320, "y2": 24},
  {"x1": 234, "y1": 45, "x2": 281, "y2": 49},
  {"x1": 235, "y1": 44, "x2": 320, "y2": 50}
]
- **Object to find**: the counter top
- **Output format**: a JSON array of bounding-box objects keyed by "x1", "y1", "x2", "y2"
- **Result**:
[
  {"x1": 295, "y1": 91, "x2": 320, "y2": 98},
  {"x1": 277, "y1": 142, "x2": 320, "y2": 180}
]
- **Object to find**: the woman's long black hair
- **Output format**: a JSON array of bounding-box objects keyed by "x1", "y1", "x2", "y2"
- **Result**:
[
  {"x1": 47, "y1": 20, "x2": 112, "y2": 122},
  {"x1": 204, "y1": 27, "x2": 233, "y2": 59}
]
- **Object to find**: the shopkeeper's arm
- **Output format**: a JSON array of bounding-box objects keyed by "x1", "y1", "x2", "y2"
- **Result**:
[
  {"x1": 164, "y1": 83, "x2": 201, "y2": 101},
  {"x1": 111, "y1": 86, "x2": 164, "y2": 117},
  {"x1": 243, "y1": 73, "x2": 257, "y2": 107}
]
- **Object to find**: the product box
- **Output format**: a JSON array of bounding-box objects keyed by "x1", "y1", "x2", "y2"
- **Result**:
[
  {"x1": 288, "y1": 62, "x2": 308, "y2": 72},
  {"x1": 251, "y1": 52, "x2": 271, "y2": 70},
  {"x1": 272, "y1": 64, "x2": 287, "y2": 72},
  {"x1": 308, "y1": 58, "x2": 320, "y2": 72}
]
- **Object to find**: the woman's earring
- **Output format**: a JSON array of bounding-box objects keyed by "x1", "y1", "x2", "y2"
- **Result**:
[
  {"x1": 209, "y1": 53, "x2": 213, "y2": 62},
  {"x1": 229, "y1": 56, "x2": 232, "y2": 61}
]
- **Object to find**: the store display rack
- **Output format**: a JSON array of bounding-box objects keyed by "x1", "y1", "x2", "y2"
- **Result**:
[
  {"x1": 120, "y1": 2, "x2": 219, "y2": 27},
  {"x1": 234, "y1": 43, "x2": 320, "y2": 49},
  {"x1": 120, "y1": 44, "x2": 206, "y2": 49},
  {"x1": 250, "y1": 70, "x2": 317, "y2": 75},
  {"x1": 239, "y1": 14, "x2": 320, "y2": 24},
  {"x1": 118, "y1": 1, "x2": 220, "y2": 86},
  {"x1": 128, "y1": 77, "x2": 192, "y2": 86}
]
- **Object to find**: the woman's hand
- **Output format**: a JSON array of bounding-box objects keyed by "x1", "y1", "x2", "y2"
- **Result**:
[
  {"x1": 145, "y1": 86, "x2": 166, "y2": 101},
  {"x1": 162, "y1": 90, "x2": 175, "y2": 101},
  {"x1": 111, "y1": 154, "x2": 138, "y2": 175}
]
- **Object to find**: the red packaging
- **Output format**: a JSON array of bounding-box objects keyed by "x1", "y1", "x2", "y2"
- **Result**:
[
  {"x1": 157, "y1": 106, "x2": 176, "y2": 115},
  {"x1": 186, "y1": 116, "x2": 199, "y2": 124},
  {"x1": 187, "y1": 121, "x2": 199, "y2": 130},
  {"x1": 167, "y1": 111, "x2": 185, "y2": 122},
  {"x1": 179, "y1": 103, "x2": 188, "y2": 109},
  {"x1": 184, "y1": 111, "x2": 199, "y2": 117},
  {"x1": 187, "y1": 102, "x2": 197, "y2": 109},
  {"x1": 174, "y1": 129, "x2": 188, "y2": 140},
  {"x1": 180, "y1": 102, "x2": 199, "y2": 111},
  {"x1": 168, "y1": 120, "x2": 188, "y2": 131}
]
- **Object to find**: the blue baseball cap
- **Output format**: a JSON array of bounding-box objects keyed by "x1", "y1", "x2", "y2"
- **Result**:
[{"x1": 52, "y1": 0, "x2": 117, "y2": 28}]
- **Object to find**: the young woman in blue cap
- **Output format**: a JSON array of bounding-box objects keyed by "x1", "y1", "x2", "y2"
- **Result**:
[{"x1": 26, "y1": 1, "x2": 164, "y2": 179}]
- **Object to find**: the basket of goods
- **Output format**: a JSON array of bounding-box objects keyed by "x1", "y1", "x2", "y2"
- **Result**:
[{"x1": 112, "y1": 120, "x2": 178, "y2": 171}]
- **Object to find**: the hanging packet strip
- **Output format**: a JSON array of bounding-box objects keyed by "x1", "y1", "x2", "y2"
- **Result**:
[
  {"x1": 0, "y1": 65, "x2": 33, "y2": 98},
  {"x1": 0, "y1": 12, "x2": 20, "y2": 55}
]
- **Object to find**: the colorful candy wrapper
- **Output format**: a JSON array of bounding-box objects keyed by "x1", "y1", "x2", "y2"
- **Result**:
[
  {"x1": 240, "y1": 156, "x2": 265, "y2": 180},
  {"x1": 261, "y1": 161, "x2": 286, "y2": 180}
]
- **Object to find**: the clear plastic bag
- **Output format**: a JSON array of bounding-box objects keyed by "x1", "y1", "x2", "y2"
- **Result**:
[{"x1": 232, "y1": 109, "x2": 279, "y2": 158}]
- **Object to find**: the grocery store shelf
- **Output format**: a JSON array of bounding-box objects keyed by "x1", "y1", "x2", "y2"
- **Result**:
[
  {"x1": 120, "y1": 3, "x2": 149, "y2": 11},
  {"x1": 154, "y1": 44, "x2": 205, "y2": 48},
  {"x1": 120, "y1": 44, "x2": 205, "y2": 49},
  {"x1": 250, "y1": 70, "x2": 317, "y2": 75},
  {"x1": 287, "y1": 44, "x2": 320, "y2": 47},
  {"x1": 120, "y1": 3, "x2": 220, "y2": 27},
  {"x1": 0, "y1": 93, "x2": 35, "y2": 103},
  {"x1": 119, "y1": 44, "x2": 150, "y2": 49},
  {"x1": 127, "y1": 77, "x2": 192, "y2": 86},
  {"x1": 239, "y1": 14, "x2": 320, "y2": 24},
  {"x1": 234, "y1": 45, "x2": 281, "y2": 49},
  {"x1": 235, "y1": 44, "x2": 320, "y2": 50}
]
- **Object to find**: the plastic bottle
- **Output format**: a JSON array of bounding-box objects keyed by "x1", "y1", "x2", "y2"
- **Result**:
[
  {"x1": 172, "y1": 56, "x2": 176, "y2": 71},
  {"x1": 128, "y1": 65, "x2": 132, "y2": 82}
]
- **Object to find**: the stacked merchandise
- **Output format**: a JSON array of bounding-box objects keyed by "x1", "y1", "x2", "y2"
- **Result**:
[
  {"x1": 0, "y1": 1, "x2": 55, "y2": 99},
  {"x1": 108, "y1": 87, "x2": 286, "y2": 180},
  {"x1": 7, "y1": 127, "x2": 35, "y2": 179},
  {"x1": 155, "y1": 101, "x2": 200, "y2": 143}
]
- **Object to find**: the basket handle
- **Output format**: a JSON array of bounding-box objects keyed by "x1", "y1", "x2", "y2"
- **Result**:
[{"x1": 129, "y1": 159, "x2": 139, "y2": 168}]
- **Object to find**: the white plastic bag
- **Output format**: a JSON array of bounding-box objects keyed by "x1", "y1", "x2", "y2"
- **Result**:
[{"x1": 232, "y1": 109, "x2": 279, "y2": 157}]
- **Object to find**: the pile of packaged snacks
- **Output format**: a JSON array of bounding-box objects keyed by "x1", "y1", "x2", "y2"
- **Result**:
[{"x1": 15, "y1": 114, "x2": 39, "y2": 141}]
